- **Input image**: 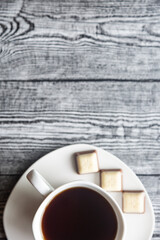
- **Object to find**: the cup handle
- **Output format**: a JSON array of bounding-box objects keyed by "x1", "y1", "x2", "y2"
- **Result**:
[{"x1": 27, "y1": 169, "x2": 54, "y2": 197}]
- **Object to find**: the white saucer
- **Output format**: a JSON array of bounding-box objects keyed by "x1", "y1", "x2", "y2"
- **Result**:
[{"x1": 3, "y1": 144, "x2": 155, "y2": 240}]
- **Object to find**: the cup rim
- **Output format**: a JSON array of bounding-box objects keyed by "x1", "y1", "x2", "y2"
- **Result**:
[{"x1": 32, "y1": 180, "x2": 126, "y2": 240}]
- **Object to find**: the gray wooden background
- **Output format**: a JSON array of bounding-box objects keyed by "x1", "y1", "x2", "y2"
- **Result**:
[{"x1": 0, "y1": 0, "x2": 160, "y2": 239}]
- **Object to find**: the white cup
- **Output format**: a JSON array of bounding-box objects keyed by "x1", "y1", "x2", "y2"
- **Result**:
[{"x1": 27, "y1": 169, "x2": 126, "y2": 240}]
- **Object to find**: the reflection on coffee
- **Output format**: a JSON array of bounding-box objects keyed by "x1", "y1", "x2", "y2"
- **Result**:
[{"x1": 42, "y1": 187, "x2": 118, "y2": 240}]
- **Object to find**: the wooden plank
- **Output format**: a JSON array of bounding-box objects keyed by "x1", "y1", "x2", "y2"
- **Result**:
[
  {"x1": 1, "y1": 1, "x2": 160, "y2": 80},
  {"x1": 0, "y1": 80, "x2": 160, "y2": 174},
  {"x1": 1, "y1": 80, "x2": 160, "y2": 112},
  {"x1": 1, "y1": 147, "x2": 160, "y2": 175},
  {"x1": 0, "y1": 175, "x2": 159, "y2": 239}
]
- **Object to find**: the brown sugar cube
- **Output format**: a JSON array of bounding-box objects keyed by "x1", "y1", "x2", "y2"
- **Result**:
[
  {"x1": 123, "y1": 191, "x2": 145, "y2": 214},
  {"x1": 76, "y1": 150, "x2": 99, "y2": 174},
  {"x1": 100, "y1": 169, "x2": 122, "y2": 192}
]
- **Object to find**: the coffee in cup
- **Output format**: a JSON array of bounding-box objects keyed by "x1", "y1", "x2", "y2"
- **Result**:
[
  {"x1": 27, "y1": 170, "x2": 126, "y2": 240},
  {"x1": 42, "y1": 187, "x2": 117, "y2": 240}
]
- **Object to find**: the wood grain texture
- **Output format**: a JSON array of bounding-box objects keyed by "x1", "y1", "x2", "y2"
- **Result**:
[
  {"x1": 0, "y1": 83, "x2": 160, "y2": 237},
  {"x1": 1, "y1": 0, "x2": 160, "y2": 239},
  {"x1": 0, "y1": 80, "x2": 160, "y2": 176},
  {"x1": 1, "y1": 0, "x2": 160, "y2": 80},
  {"x1": 0, "y1": 80, "x2": 160, "y2": 239}
]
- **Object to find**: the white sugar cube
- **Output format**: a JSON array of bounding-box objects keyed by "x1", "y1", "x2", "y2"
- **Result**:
[
  {"x1": 123, "y1": 191, "x2": 145, "y2": 213},
  {"x1": 101, "y1": 170, "x2": 122, "y2": 192},
  {"x1": 76, "y1": 151, "x2": 99, "y2": 174}
]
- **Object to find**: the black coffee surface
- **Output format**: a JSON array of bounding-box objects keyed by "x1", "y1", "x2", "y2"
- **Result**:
[{"x1": 42, "y1": 187, "x2": 117, "y2": 240}]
